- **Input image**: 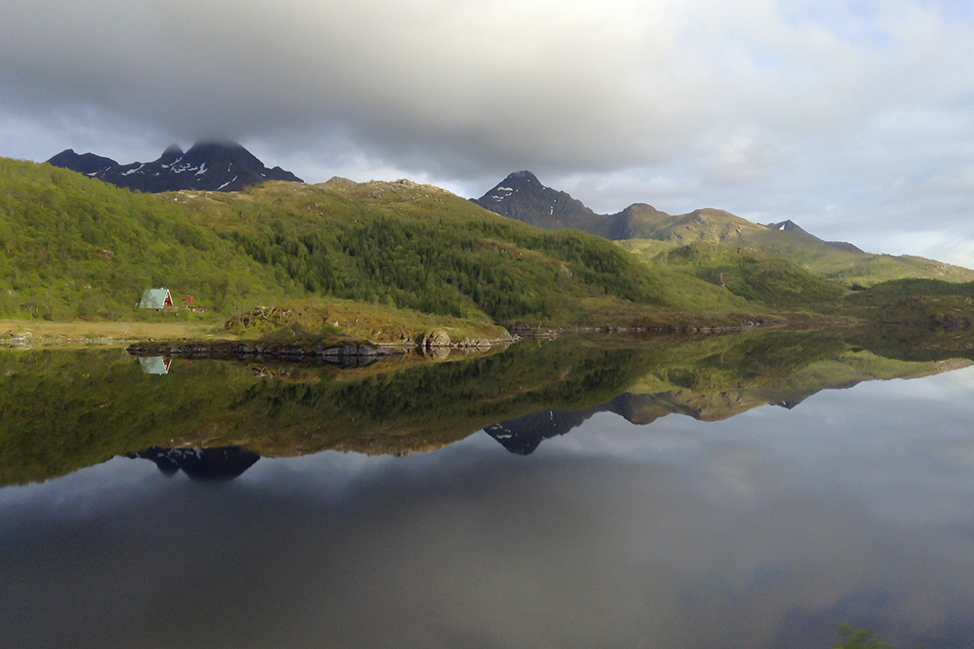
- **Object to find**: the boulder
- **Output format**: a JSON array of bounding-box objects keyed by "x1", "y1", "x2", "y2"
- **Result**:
[{"x1": 424, "y1": 330, "x2": 451, "y2": 349}]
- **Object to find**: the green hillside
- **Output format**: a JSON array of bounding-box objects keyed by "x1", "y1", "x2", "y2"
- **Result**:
[
  {"x1": 182, "y1": 179, "x2": 666, "y2": 321},
  {"x1": 170, "y1": 177, "x2": 757, "y2": 322},
  {"x1": 844, "y1": 278, "x2": 974, "y2": 326},
  {"x1": 7, "y1": 156, "x2": 964, "y2": 332},
  {"x1": 0, "y1": 159, "x2": 759, "y2": 328},
  {"x1": 616, "y1": 206, "x2": 974, "y2": 287},
  {"x1": 620, "y1": 206, "x2": 766, "y2": 242},
  {"x1": 0, "y1": 158, "x2": 293, "y2": 319},
  {"x1": 620, "y1": 239, "x2": 849, "y2": 310},
  {"x1": 735, "y1": 228, "x2": 974, "y2": 287}
]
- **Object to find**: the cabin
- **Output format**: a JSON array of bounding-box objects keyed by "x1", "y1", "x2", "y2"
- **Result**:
[{"x1": 139, "y1": 288, "x2": 173, "y2": 309}]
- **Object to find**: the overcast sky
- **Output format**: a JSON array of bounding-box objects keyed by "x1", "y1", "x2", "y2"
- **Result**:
[{"x1": 2, "y1": 0, "x2": 974, "y2": 265}]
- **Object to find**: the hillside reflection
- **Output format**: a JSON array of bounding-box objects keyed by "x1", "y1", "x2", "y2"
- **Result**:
[{"x1": 2, "y1": 326, "x2": 973, "y2": 484}]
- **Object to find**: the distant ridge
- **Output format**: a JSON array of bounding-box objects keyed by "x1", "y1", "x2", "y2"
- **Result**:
[
  {"x1": 474, "y1": 170, "x2": 974, "y2": 286},
  {"x1": 47, "y1": 142, "x2": 302, "y2": 193},
  {"x1": 474, "y1": 171, "x2": 849, "y2": 248},
  {"x1": 765, "y1": 219, "x2": 864, "y2": 254},
  {"x1": 472, "y1": 171, "x2": 625, "y2": 238}
]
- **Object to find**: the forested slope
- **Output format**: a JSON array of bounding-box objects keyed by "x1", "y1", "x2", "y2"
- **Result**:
[{"x1": 0, "y1": 159, "x2": 818, "y2": 327}]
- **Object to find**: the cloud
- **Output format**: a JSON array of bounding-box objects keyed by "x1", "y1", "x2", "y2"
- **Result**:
[{"x1": 1, "y1": 0, "x2": 974, "y2": 263}]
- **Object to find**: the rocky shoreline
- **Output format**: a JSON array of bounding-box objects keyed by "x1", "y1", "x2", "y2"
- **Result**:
[
  {"x1": 126, "y1": 330, "x2": 519, "y2": 365},
  {"x1": 126, "y1": 340, "x2": 402, "y2": 366}
]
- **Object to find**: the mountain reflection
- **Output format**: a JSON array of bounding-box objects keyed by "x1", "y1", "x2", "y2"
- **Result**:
[
  {"x1": 2, "y1": 326, "x2": 973, "y2": 485},
  {"x1": 126, "y1": 446, "x2": 260, "y2": 480},
  {"x1": 486, "y1": 408, "x2": 601, "y2": 455}
]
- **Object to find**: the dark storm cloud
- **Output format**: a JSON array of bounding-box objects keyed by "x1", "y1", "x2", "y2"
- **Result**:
[{"x1": 0, "y1": 0, "x2": 682, "y2": 168}]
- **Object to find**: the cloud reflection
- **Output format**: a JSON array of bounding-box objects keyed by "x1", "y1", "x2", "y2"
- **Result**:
[{"x1": 2, "y1": 370, "x2": 974, "y2": 648}]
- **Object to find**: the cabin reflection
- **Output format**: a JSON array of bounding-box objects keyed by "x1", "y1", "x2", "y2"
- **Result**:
[{"x1": 138, "y1": 356, "x2": 172, "y2": 375}]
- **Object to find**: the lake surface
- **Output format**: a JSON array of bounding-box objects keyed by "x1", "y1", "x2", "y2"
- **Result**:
[{"x1": 2, "y1": 330, "x2": 974, "y2": 648}]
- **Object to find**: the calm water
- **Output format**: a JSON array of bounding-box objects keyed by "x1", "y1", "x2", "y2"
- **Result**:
[{"x1": 2, "y1": 333, "x2": 974, "y2": 648}]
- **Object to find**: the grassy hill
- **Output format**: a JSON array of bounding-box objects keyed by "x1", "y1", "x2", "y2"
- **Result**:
[
  {"x1": 620, "y1": 239, "x2": 849, "y2": 311},
  {"x1": 619, "y1": 207, "x2": 974, "y2": 288},
  {"x1": 7, "y1": 156, "x2": 967, "y2": 333},
  {"x1": 0, "y1": 159, "x2": 766, "y2": 329},
  {"x1": 168, "y1": 176, "x2": 759, "y2": 324},
  {"x1": 177, "y1": 178, "x2": 669, "y2": 322},
  {"x1": 735, "y1": 228, "x2": 974, "y2": 287},
  {"x1": 843, "y1": 278, "x2": 974, "y2": 326},
  {"x1": 0, "y1": 158, "x2": 294, "y2": 319}
]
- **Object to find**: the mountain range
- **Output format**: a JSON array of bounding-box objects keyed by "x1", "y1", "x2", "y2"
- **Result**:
[
  {"x1": 37, "y1": 142, "x2": 970, "y2": 287},
  {"x1": 473, "y1": 170, "x2": 858, "y2": 251},
  {"x1": 11, "y1": 141, "x2": 974, "y2": 325},
  {"x1": 47, "y1": 142, "x2": 302, "y2": 193},
  {"x1": 473, "y1": 170, "x2": 973, "y2": 287}
]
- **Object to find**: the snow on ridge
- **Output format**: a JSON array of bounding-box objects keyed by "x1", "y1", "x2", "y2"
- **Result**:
[
  {"x1": 195, "y1": 163, "x2": 207, "y2": 176},
  {"x1": 217, "y1": 175, "x2": 238, "y2": 191},
  {"x1": 161, "y1": 156, "x2": 183, "y2": 170}
]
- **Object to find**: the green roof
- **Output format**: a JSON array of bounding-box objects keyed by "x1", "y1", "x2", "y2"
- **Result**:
[{"x1": 139, "y1": 288, "x2": 172, "y2": 309}]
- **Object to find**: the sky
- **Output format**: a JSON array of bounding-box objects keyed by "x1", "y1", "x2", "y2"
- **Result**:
[{"x1": 2, "y1": 0, "x2": 974, "y2": 266}]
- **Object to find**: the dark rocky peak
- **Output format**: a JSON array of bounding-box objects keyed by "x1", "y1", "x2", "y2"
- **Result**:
[
  {"x1": 126, "y1": 446, "x2": 260, "y2": 480},
  {"x1": 477, "y1": 170, "x2": 547, "y2": 205},
  {"x1": 159, "y1": 144, "x2": 184, "y2": 166},
  {"x1": 484, "y1": 407, "x2": 602, "y2": 455},
  {"x1": 505, "y1": 169, "x2": 543, "y2": 187},
  {"x1": 46, "y1": 149, "x2": 118, "y2": 175},
  {"x1": 765, "y1": 219, "x2": 865, "y2": 254},
  {"x1": 183, "y1": 141, "x2": 256, "y2": 166},
  {"x1": 474, "y1": 169, "x2": 614, "y2": 235},
  {"x1": 766, "y1": 219, "x2": 818, "y2": 239},
  {"x1": 46, "y1": 141, "x2": 302, "y2": 193}
]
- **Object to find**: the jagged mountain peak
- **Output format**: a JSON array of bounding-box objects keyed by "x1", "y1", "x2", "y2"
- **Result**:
[
  {"x1": 160, "y1": 143, "x2": 184, "y2": 161},
  {"x1": 504, "y1": 170, "x2": 543, "y2": 185},
  {"x1": 765, "y1": 219, "x2": 866, "y2": 254},
  {"x1": 479, "y1": 170, "x2": 546, "y2": 201},
  {"x1": 46, "y1": 141, "x2": 302, "y2": 193},
  {"x1": 46, "y1": 149, "x2": 118, "y2": 176},
  {"x1": 766, "y1": 219, "x2": 816, "y2": 237},
  {"x1": 472, "y1": 170, "x2": 623, "y2": 235}
]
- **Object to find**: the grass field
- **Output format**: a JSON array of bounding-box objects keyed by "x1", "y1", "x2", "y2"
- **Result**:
[{"x1": 1, "y1": 319, "x2": 225, "y2": 344}]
